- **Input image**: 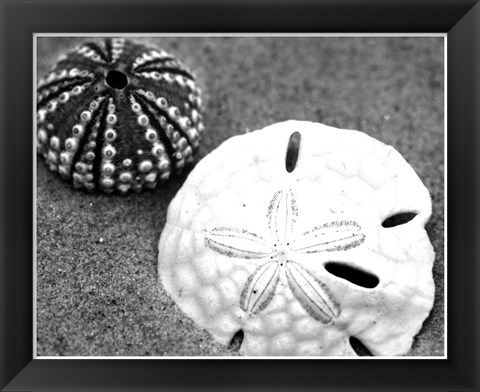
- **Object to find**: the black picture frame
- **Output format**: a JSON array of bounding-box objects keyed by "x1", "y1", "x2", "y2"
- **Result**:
[{"x1": 1, "y1": 0, "x2": 478, "y2": 391}]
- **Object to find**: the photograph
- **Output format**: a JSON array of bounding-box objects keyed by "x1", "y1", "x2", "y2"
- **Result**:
[{"x1": 35, "y1": 35, "x2": 445, "y2": 358}]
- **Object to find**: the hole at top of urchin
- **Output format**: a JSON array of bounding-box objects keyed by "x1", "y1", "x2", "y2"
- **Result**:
[
  {"x1": 285, "y1": 132, "x2": 301, "y2": 173},
  {"x1": 105, "y1": 70, "x2": 128, "y2": 90}
]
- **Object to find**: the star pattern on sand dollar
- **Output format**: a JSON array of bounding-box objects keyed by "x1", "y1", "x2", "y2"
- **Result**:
[{"x1": 205, "y1": 189, "x2": 366, "y2": 323}]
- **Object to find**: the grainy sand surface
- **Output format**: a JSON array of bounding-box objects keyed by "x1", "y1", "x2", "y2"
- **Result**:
[{"x1": 36, "y1": 36, "x2": 444, "y2": 356}]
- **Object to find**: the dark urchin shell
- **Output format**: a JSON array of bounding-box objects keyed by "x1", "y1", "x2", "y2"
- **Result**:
[{"x1": 37, "y1": 38, "x2": 205, "y2": 193}]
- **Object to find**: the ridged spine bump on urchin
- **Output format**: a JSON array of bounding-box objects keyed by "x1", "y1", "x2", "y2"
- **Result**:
[{"x1": 37, "y1": 38, "x2": 205, "y2": 193}]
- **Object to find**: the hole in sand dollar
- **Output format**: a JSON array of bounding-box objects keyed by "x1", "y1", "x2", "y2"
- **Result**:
[
  {"x1": 285, "y1": 132, "x2": 301, "y2": 173},
  {"x1": 382, "y1": 212, "x2": 417, "y2": 228},
  {"x1": 228, "y1": 329, "x2": 244, "y2": 351},
  {"x1": 105, "y1": 70, "x2": 129, "y2": 89},
  {"x1": 325, "y1": 262, "x2": 379, "y2": 289},
  {"x1": 349, "y1": 336, "x2": 373, "y2": 356}
]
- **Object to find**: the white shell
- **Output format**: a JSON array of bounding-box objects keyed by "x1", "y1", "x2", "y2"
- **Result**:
[{"x1": 158, "y1": 120, "x2": 435, "y2": 356}]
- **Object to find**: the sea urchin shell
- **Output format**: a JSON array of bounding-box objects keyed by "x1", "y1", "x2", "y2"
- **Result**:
[{"x1": 37, "y1": 38, "x2": 205, "y2": 193}]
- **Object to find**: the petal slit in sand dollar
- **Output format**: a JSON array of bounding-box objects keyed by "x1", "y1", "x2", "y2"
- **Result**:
[{"x1": 158, "y1": 120, "x2": 435, "y2": 356}]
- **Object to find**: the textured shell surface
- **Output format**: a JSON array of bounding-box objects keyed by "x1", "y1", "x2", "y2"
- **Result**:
[
  {"x1": 37, "y1": 38, "x2": 205, "y2": 193},
  {"x1": 158, "y1": 120, "x2": 435, "y2": 356}
]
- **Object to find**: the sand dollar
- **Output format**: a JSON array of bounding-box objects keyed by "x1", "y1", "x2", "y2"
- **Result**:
[{"x1": 158, "y1": 120, "x2": 435, "y2": 356}]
